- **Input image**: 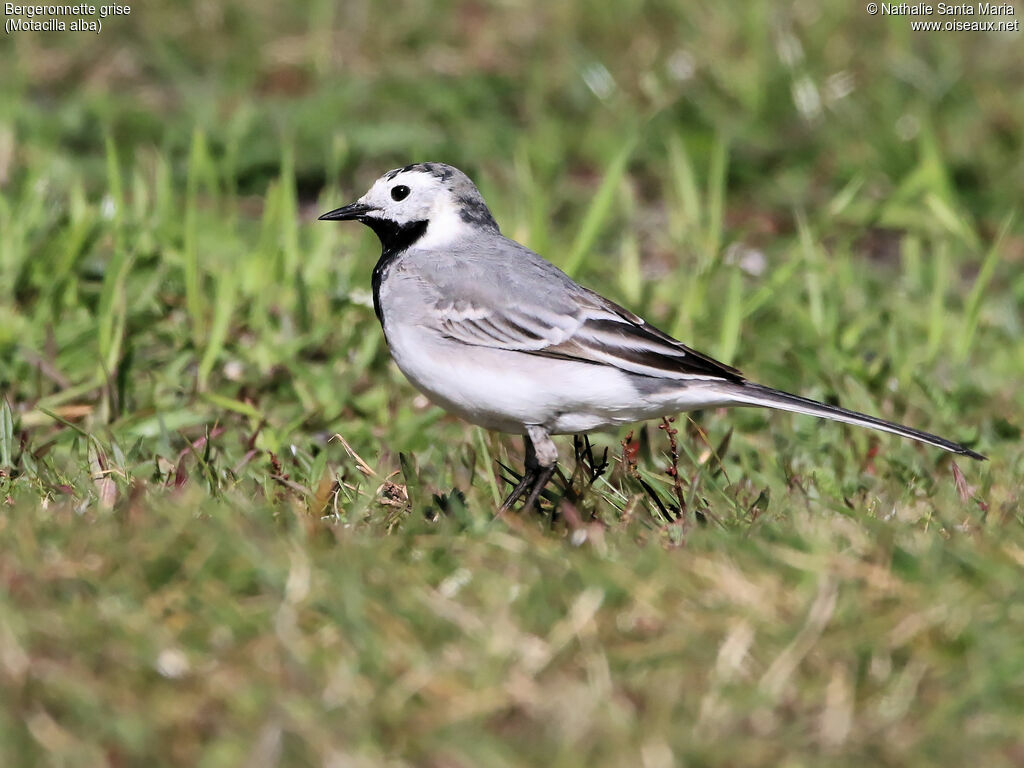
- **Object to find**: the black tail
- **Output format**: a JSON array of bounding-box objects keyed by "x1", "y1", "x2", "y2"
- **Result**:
[{"x1": 726, "y1": 382, "x2": 985, "y2": 460}]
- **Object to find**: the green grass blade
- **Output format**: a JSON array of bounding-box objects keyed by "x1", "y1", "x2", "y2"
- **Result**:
[
  {"x1": 36, "y1": 406, "x2": 91, "y2": 438},
  {"x1": 926, "y1": 192, "x2": 979, "y2": 250},
  {"x1": 717, "y1": 267, "x2": 743, "y2": 364},
  {"x1": 96, "y1": 246, "x2": 133, "y2": 376},
  {"x1": 0, "y1": 398, "x2": 13, "y2": 469},
  {"x1": 956, "y1": 210, "x2": 1015, "y2": 360},
  {"x1": 563, "y1": 135, "x2": 638, "y2": 277},
  {"x1": 103, "y1": 134, "x2": 124, "y2": 228},
  {"x1": 742, "y1": 258, "x2": 801, "y2": 319},
  {"x1": 704, "y1": 134, "x2": 729, "y2": 264},
  {"x1": 827, "y1": 174, "x2": 865, "y2": 219},
  {"x1": 200, "y1": 392, "x2": 263, "y2": 421},
  {"x1": 796, "y1": 210, "x2": 824, "y2": 332},
  {"x1": 616, "y1": 181, "x2": 642, "y2": 306},
  {"x1": 665, "y1": 133, "x2": 701, "y2": 241},
  {"x1": 279, "y1": 143, "x2": 300, "y2": 279},
  {"x1": 474, "y1": 427, "x2": 502, "y2": 508},
  {"x1": 926, "y1": 239, "x2": 950, "y2": 362},
  {"x1": 184, "y1": 129, "x2": 209, "y2": 344},
  {"x1": 197, "y1": 270, "x2": 238, "y2": 391},
  {"x1": 514, "y1": 140, "x2": 552, "y2": 257}
]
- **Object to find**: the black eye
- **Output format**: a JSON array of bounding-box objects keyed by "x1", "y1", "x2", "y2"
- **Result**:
[{"x1": 391, "y1": 185, "x2": 410, "y2": 201}]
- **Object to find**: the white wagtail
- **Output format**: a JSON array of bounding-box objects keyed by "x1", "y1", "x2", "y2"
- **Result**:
[{"x1": 319, "y1": 162, "x2": 985, "y2": 511}]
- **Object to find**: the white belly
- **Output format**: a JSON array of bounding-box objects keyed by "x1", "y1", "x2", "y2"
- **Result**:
[
  {"x1": 383, "y1": 321, "x2": 617, "y2": 432},
  {"x1": 381, "y1": 321, "x2": 733, "y2": 435}
]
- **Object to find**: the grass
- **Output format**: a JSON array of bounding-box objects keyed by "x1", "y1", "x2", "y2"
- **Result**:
[{"x1": 2, "y1": 0, "x2": 1024, "y2": 764}]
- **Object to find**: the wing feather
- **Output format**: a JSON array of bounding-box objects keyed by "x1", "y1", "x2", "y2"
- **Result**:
[{"x1": 433, "y1": 289, "x2": 744, "y2": 383}]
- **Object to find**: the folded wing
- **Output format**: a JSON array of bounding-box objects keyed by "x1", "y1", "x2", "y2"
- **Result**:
[{"x1": 433, "y1": 288, "x2": 744, "y2": 383}]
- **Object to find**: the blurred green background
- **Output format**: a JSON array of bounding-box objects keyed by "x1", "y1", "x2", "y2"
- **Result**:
[{"x1": 2, "y1": 1, "x2": 1023, "y2": 766}]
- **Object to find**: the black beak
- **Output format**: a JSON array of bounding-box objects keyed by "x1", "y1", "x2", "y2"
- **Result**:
[{"x1": 318, "y1": 202, "x2": 376, "y2": 221}]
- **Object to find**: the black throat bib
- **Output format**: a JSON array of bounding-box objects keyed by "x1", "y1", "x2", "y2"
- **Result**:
[{"x1": 364, "y1": 218, "x2": 428, "y2": 325}]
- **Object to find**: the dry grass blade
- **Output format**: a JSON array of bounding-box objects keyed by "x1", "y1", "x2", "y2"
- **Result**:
[{"x1": 330, "y1": 433, "x2": 378, "y2": 477}]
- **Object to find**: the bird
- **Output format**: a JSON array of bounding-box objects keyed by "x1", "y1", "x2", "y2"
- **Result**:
[{"x1": 319, "y1": 162, "x2": 985, "y2": 512}]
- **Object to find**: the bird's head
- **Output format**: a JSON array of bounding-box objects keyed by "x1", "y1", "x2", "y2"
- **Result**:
[{"x1": 319, "y1": 162, "x2": 498, "y2": 252}]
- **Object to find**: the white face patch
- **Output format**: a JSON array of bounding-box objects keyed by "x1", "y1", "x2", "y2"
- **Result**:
[
  {"x1": 352, "y1": 164, "x2": 497, "y2": 250},
  {"x1": 414, "y1": 195, "x2": 473, "y2": 249},
  {"x1": 359, "y1": 168, "x2": 450, "y2": 227}
]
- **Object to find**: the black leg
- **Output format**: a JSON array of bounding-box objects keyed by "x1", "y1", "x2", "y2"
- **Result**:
[
  {"x1": 499, "y1": 470, "x2": 535, "y2": 511},
  {"x1": 521, "y1": 463, "x2": 557, "y2": 513},
  {"x1": 499, "y1": 433, "x2": 540, "y2": 511},
  {"x1": 499, "y1": 429, "x2": 559, "y2": 513}
]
